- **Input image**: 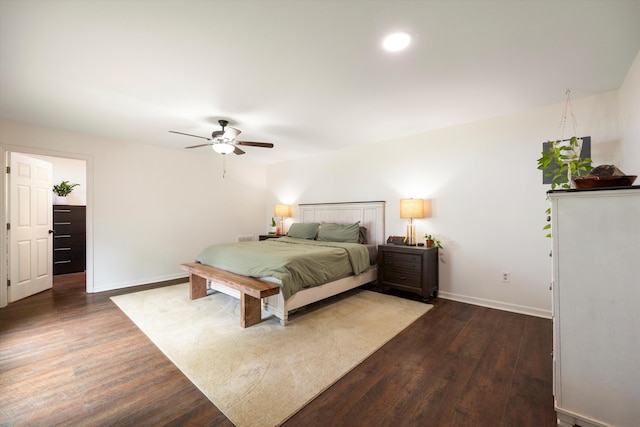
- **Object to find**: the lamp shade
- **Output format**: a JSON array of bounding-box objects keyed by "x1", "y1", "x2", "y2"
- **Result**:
[
  {"x1": 400, "y1": 198, "x2": 425, "y2": 219},
  {"x1": 274, "y1": 204, "x2": 292, "y2": 218}
]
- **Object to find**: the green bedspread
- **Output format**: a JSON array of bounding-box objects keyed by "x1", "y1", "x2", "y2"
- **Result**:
[{"x1": 195, "y1": 237, "x2": 371, "y2": 300}]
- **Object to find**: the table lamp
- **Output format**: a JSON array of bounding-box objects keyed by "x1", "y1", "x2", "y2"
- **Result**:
[
  {"x1": 274, "y1": 204, "x2": 292, "y2": 235},
  {"x1": 400, "y1": 198, "x2": 424, "y2": 246}
]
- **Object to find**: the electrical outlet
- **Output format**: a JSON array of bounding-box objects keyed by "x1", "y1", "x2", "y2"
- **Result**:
[{"x1": 501, "y1": 272, "x2": 510, "y2": 283}]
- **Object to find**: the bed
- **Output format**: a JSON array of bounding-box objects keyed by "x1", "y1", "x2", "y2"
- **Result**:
[{"x1": 193, "y1": 201, "x2": 385, "y2": 325}]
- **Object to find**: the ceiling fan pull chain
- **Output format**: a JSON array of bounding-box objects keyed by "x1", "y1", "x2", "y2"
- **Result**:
[{"x1": 222, "y1": 156, "x2": 226, "y2": 179}]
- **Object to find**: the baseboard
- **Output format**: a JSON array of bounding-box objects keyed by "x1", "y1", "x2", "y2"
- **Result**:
[
  {"x1": 437, "y1": 290, "x2": 551, "y2": 319},
  {"x1": 93, "y1": 276, "x2": 553, "y2": 319},
  {"x1": 91, "y1": 273, "x2": 189, "y2": 293}
]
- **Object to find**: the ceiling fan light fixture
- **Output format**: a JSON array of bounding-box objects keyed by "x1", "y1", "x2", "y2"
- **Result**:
[
  {"x1": 212, "y1": 143, "x2": 235, "y2": 154},
  {"x1": 382, "y1": 32, "x2": 411, "y2": 52}
]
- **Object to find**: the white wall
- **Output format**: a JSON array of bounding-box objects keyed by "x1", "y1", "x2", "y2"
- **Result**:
[
  {"x1": 619, "y1": 51, "x2": 640, "y2": 172},
  {"x1": 2, "y1": 55, "x2": 636, "y2": 313},
  {"x1": 266, "y1": 91, "x2": 622, "y2": 318},
  {"x1": 1, "y1": 120, "x2": 267, "y2": 298},
  {"x1": 28, "y1": 154, "x2": 87, "y2": 205}
]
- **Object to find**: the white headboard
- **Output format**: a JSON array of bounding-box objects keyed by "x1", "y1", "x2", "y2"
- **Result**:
[{"x1": 298, "y1": 201, "x2": 386, "y2": 246}]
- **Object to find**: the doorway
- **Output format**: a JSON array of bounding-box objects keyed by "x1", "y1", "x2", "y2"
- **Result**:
[{"x1": 1, "y1": 147, "x2": 92, "y2": 307}]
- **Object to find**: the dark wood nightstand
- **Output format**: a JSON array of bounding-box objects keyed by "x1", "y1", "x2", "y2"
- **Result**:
[
  {"x1": 259, "y1": 234, "x2": 285, "y2": 241},
  {"x1": 377, "y1": 244, "x2": 439, "y2": 302}
]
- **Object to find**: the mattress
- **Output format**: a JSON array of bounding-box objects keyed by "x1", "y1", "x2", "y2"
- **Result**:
[{"x1": 195, "y1": 237, "x2": 372, "y2": 300}]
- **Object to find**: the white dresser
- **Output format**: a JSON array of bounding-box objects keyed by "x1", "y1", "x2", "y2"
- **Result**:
[{"x1": 549, "y1": 187, "x2": 640, "y2": 427}]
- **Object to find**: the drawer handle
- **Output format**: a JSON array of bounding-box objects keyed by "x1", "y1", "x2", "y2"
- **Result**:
[
  {"x1": 54, "y1": 222, "x2": 71, "y2": 225},
  {"x1": 54, "y1": 209, "x2": 71, "y2": 213},
  {"x1": 55, "y1": 235, "x2": 71, "y2": 238},
  {"x1": 54, "y1": 260, "x2": 72, "y2": 264},
  {"x1": 395, "y1": 275, "x2": 408, "y2": 280},
  {"x1": 55, "y1": 248, "x2": 71, "y2": 251}
]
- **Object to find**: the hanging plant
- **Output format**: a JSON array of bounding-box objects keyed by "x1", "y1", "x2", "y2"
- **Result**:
[
  {"x1": 536, "y1": 90, "x2": 592, "y2": 237},
  {"x1": 537, "y1": 136, "x2": 592, "y2": 189}
]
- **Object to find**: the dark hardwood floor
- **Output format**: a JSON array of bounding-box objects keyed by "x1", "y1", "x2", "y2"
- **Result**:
[{"x1": 1, "y1": 274, "x2": 556, "y2": 427}]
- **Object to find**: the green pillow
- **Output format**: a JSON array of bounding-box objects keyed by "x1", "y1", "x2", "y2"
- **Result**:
[
  {"x1": 317, "y1": 222, "x2": 360, "y2": 243},
  {"x1": 287, "y1": 222, "x2": 320, "y2": 239}
]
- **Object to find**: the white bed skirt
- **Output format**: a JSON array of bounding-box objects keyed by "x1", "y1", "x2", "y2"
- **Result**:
[{"x1": 207, "y1": 267, "x2": 377, "y2": 325}]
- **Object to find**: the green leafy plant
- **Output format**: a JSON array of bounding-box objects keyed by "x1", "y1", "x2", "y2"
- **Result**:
[
  {"x1": 424, "y1": 234, "x2": 443, "y2": 249},
  {"x1": 52, "y1": 180, "x2": 79, "y2": 196},
  {"x1": 542, "y1": 207, "x2": 552, "y2": 237},
  {"x1": 537, "y1": 136, "x2": 592, "y2": 189},
  {"x1": 537, "y1": 136, "x2": 592, "y2": 237},
  {"x1": 269, "y1": 217, "x2": 277, "y2": 227}
]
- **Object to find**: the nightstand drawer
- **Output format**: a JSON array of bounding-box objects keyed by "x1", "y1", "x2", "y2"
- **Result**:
[
  {"x1": 382, "y1": 268, "x2": 421, "y2": 289},
  {"x1": 382, "y1": 252, "x2": 422, "y2": 272}
]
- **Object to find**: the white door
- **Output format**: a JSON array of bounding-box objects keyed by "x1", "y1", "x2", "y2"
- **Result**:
[{"x1": 8, "y1": 152, "x2": 53, "y2": 302}]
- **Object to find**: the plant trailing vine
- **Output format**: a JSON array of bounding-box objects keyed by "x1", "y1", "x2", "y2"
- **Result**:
[
  {"x1": 537, "y1": 136, "x2": 592, "y2": 190},
  {"x1": 537, "y1": 137, "x2": 592, "y2": 237},
  {"x1": 536, "y1": 90, "x2": 593, "y2": 237}
]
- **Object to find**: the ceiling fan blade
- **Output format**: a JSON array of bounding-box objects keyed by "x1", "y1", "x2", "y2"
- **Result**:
[
  {"x1": 236, "y1": 141, "x2": 274, "y2": 148},
  {"x1": 233, "y1": 146, "x2": 246, "y2": 155},
  {"x1": 184, "y1": 143, "x2": 214, "y2": 149},
  {"x1": 169, "y1": 130, "x2": 212, "y2": 140},
  {"x1": 223, "y1": 127, "x2": 241, "y2": 141}
]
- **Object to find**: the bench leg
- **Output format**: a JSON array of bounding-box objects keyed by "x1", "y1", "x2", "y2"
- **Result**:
[
  {"x1": 241, "y1": 293, "x2": 262, "y2": 328},
  {"x1": 189, "y1": 274, "x2": 207, "y2": 300}
]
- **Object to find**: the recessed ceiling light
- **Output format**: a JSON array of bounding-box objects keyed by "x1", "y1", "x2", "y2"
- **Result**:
[{"x1": 382, "y1": 32, "x2": 411, "y2": 52}]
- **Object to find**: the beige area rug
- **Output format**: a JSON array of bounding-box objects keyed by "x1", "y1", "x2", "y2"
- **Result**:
[{"x1": 111, "y1": 283, "x2": 432, "y2": 427}]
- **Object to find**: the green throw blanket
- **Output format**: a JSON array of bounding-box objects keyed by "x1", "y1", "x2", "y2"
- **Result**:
[{"x1": 195, "y1": 237, "x2": 371, "y2": 300}]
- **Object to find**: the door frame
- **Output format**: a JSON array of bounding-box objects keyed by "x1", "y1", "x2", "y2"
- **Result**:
[{"x1": 1, "y1": 144, "x2": 94, "y2": 308}]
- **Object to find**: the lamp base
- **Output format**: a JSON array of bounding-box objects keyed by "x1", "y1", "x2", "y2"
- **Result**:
[{"x1": 405, "y1": 223, "x2": 417, "y2": 246}]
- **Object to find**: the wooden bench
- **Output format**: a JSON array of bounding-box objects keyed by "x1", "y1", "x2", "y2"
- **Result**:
[{"x1": 179, "y1": 262, "x2": 280, "y2": 328}]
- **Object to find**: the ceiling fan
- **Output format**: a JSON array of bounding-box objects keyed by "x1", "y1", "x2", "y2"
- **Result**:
[{"x1": 169, "y1": 119, "x2": 274, "y2": 155}]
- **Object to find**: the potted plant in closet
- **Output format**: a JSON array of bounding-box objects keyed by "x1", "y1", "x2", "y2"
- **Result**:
[
  {"x1": 424, "y1": 234, "x2": 443, "y2": 249},
  {"x1": 52, "y1": 180, "x2": 79, "y2": 204}
]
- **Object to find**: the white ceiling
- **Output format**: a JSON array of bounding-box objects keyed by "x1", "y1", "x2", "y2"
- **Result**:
[{"x1": 1, "y1": 0, "x2": 639, "y2": 165}]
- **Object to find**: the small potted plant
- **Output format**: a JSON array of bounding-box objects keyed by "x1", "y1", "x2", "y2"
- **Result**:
[
  {"x1": 52, "y1": 180, "x2": 79, "y2": 203},
  {"x1": 424, "y1": 234, "x2": 443, "y2": 249}
]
